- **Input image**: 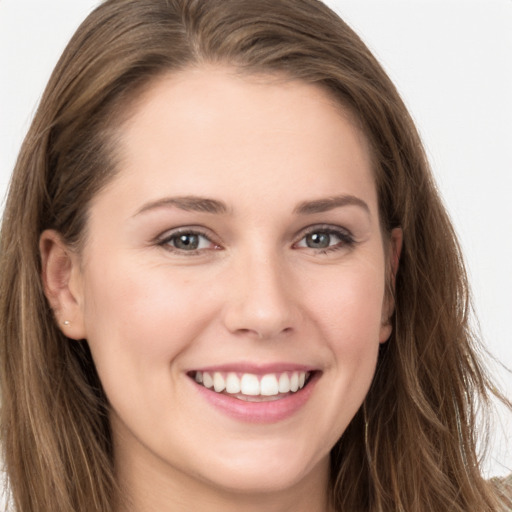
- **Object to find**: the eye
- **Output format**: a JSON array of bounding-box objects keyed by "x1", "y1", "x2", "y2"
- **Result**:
[
  {"x1": 295, "y1": 227, "x2": 354, "y2": 252},
  {"x1": 303, "y1": 232, "x2": 333, "y2": 249},
  {"x1": 158, "y1": 229, "x2": 218, "y2": 253}
]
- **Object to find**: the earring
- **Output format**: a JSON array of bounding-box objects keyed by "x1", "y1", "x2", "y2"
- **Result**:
[{"x1": 63, "y1": 320, "x2": 70, "y2": 326}]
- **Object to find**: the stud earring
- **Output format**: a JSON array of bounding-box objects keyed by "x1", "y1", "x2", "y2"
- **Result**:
[{"x1": 63, "y1": 320, "x2": 70, "y2": 326}]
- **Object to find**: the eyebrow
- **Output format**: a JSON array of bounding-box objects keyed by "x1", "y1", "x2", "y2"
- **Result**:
[
  {"x1": 293, "y1": 195, "x2": 371, "y2": 216},
  {"x1": 134, "y1": 193, "x2": 370, "y2": 217},
  {"x1": 134, "y1": 196, "x2": 228, "y2": 216}
]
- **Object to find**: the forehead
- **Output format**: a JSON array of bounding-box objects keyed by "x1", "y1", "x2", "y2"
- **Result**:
[{"x1": 92, "y1": 66, "x2": 377, "y2": 218}]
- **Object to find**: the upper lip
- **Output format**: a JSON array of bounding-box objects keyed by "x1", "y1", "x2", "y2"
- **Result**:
[{"x1": 187, "y1": 362, "x2": 319, "y2": 375}]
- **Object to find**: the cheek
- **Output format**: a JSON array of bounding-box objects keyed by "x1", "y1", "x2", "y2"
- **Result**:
[
  {"x1": 81, "y1": 257, "x2": 213, "y2": 382},
  {"x1": 307, "y1": 262, "x2": 386, "y2": 345},
  {"x1": 293, "y1": 263, "x2": 385, "y2": 444},
  {"x1": 306, "y1": 261, "x2": 385, "y2": 398}
]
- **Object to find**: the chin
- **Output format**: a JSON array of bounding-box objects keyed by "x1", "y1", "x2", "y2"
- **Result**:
[{"x1": 191, "y1": 440, "x2": 330, "y2": 496}]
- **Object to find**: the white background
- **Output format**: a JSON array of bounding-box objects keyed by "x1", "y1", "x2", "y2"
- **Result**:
[{"x1": 0, "y1": 0, "x2": 510, "y2": 483}]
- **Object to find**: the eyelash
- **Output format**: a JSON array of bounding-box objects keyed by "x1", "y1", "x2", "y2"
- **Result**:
[
  {"x1": 157, "y1": 228, "x2": 218, "y2": 255},
  {"x1": 156, "y1": 225, "x2": 356, "y2": 255},
  {"x1": 294, "y1": 225, "x2": 356, "y2": 254}
]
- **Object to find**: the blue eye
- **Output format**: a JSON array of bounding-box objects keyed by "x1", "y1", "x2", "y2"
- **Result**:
[
  {"x1": 304, "y1": 232, "x2": 333, "y2": 249},
  {"x1": 160, "y1": 230, "x2": 216, "y2": 252},
  {"x1": 296, "y1": 227, "x2": 354, "y2": 252}
]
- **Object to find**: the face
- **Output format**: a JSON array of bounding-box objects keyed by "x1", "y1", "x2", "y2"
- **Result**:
[{"x1": 49, "y1": 67, "x2": 400, "y2": 500}]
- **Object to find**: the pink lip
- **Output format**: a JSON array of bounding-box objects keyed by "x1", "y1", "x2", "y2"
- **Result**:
[
  {"x1": 188, "y1": 362, "x2": 317, "y2": 375},
  {"x1": 189, "y1": 370, "x2": 320, "y2": 424}
]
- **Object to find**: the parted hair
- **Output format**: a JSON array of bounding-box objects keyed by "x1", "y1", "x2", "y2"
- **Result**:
[{"x1": 0, "y1": 1, "x2": 509, "y2": 511}]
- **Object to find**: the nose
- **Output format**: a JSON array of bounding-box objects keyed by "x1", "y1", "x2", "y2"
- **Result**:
[{"x1": 222, "y1": 252, "x2": 299, "y2": 340}]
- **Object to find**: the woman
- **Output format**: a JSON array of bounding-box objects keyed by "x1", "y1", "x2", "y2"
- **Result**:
[{"x1": 0, "y1": 0, "x2": 510, "y2": 510}]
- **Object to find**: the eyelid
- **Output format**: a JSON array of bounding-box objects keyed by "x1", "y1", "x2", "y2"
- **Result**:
[
  {"x1": 294, "y1": 223, "x2": 353, "y2": 240},
  {"x1": 155, "y1": 226, "x2": 221, "y2": 252},
  {"x1": 153, "y1": 223, "x2": 356, "y2": 255},
  {"x1": 293, "y1": 224, "x2": 356, "y2": 251}
]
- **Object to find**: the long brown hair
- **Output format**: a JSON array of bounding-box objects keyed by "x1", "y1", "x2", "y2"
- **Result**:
[{"x1": 0, "y1": 1, "x2": 509, "y2": 510}]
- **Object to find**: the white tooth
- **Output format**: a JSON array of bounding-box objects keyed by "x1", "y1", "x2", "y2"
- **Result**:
[
  {"x1": 260, "y1": 374, "x2": 279, "y2": 396},
  {"x1": 225, "y1": 372, "x2": 241, "y2": 394},
  {"x1": 213, "y1": 372, "x2": 225, "y2": 392},
  {"x1": 278, "y1": 373, "x2": 291, "y2": 393},
  {"x1": 298, "y1": 372, "x2": 306, "y2": 389},
  {"x1": 195, "y1": 371, "x2": 203, "y2": 383},
  {"x1": 203, "y1": 372, "x2": 213, "y2": 389},
  {"x1": 290, "y1": 372, "x2": 299, "y2": 392},
  {"x1": 240, "y1": 374, "x2": 260, "y2": 395}
]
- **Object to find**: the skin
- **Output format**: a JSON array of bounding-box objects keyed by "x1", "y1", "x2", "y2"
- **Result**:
[{"x1": 41, "y1": 66, "x2": 401, "y2": 512}]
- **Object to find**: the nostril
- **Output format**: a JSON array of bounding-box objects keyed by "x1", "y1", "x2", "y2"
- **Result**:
[{"x1": 236, "y1": 325, "x2": 294, "y2": 340}]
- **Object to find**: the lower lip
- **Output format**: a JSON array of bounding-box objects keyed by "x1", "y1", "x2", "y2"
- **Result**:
[{"x1": 191, "y1": 373, "x2": 319, "y2": 423}]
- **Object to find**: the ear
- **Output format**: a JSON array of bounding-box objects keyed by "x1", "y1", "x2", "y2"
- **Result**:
[
  {"x1": 379, "y1": 227, "x2": 403, "y2": 343},
  {"x1": 40, "y1": 230, "x2": 87, "y2": 340}
]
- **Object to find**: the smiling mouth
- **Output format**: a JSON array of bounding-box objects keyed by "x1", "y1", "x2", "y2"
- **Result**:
[{"x1": 189, "y1": 370, "x2": 313, "y2": 402}]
